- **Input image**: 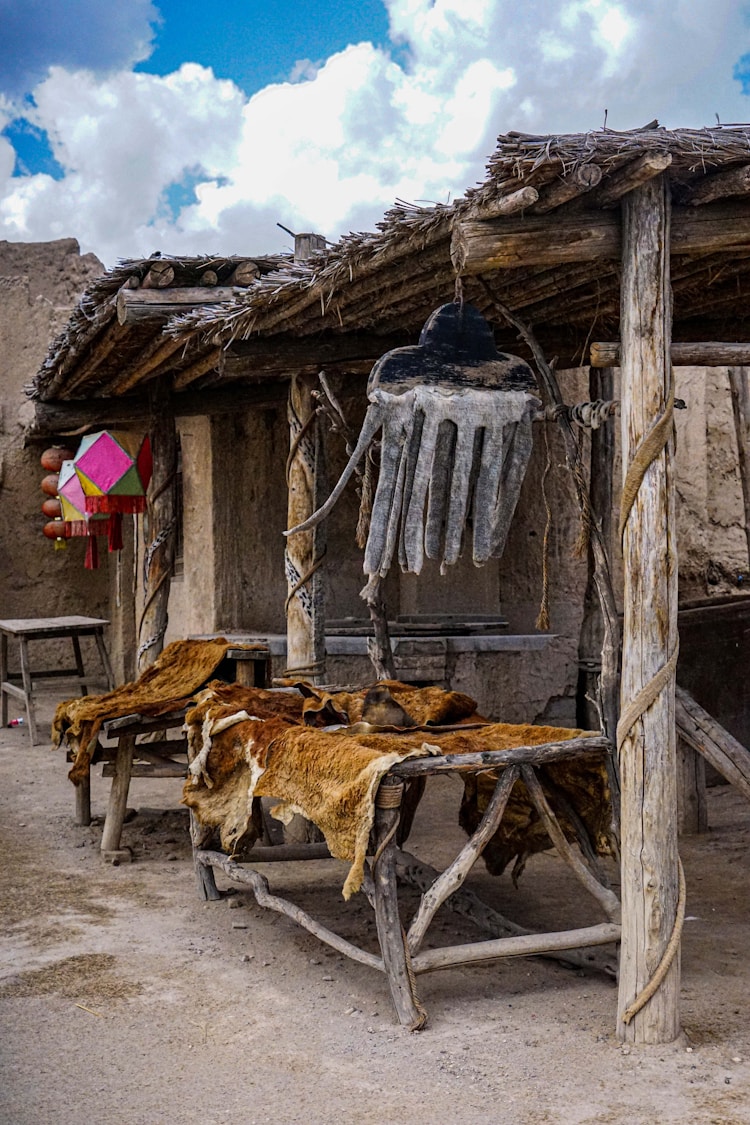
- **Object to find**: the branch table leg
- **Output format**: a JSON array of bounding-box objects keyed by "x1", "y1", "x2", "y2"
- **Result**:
[{"x1": 372, "y1": 776, "x2": 427, "y2": 1030}]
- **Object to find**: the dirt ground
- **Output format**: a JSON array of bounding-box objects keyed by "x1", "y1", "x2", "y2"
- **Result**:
[{"x1": 1, "y1": 697, "x2": 749, "y2": 1125}]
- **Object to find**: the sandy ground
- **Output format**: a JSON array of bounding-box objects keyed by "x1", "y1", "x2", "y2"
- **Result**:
[{"x1": 1, "y1": 697, "x2": 749, "y2": 1125}]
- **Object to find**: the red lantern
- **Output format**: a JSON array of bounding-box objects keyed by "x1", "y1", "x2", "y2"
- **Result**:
[
  {"x1": 41, "y1": 473, "x2": 60, "y2": 497},
  {"x1": 40, "y1": 446, "x2": 74, "y2": 472},
  {"x1": 42, "y1": 497, "x2": 62, "y2": 518}
]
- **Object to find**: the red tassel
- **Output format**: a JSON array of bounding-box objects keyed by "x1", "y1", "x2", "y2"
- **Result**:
[
  {"x1": 85, "y1": 495, "x2": 147, "y2": 515},
  {"x1": 85, "y1": 535, "x2": 100, "y2": 570},
  {"x1": 108, "y1": 512, "x2": 123, "y2": 552}
]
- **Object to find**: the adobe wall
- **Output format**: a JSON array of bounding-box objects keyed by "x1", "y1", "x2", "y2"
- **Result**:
[{"x1": 0, "y1": 240, "x2": 122, "y2": 682}]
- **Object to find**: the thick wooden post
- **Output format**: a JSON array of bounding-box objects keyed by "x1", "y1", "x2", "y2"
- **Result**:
[
  {"x1": 285, "y1": 373, "x2": 326, "y2": 682},
  {"x1": 137, "y1": 379, "x2": 178, "y2": 674},
  {"x1": 617, "y1": 175, "x2": 681, "y2": 1043}
]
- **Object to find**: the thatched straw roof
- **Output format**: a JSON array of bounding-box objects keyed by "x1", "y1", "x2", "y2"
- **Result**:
[{"x1": 30, "y1": 123, "x2": 750, "y2": 405}]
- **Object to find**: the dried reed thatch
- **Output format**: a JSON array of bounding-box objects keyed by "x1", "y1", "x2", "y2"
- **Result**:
[{"x1": 30, "y1": 123, "x2": 750, "y2": 401}]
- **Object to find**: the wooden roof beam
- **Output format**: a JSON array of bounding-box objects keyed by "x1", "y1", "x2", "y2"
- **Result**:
[
  {"x1": 452, "y1": 199, "x2": 750, "y2": 273},
  {"x1": 217, "y1": 330, "x2": 412, "y2": 380},
  {"x1": 30, "y1": 379, "x2": 299, "y2": 436},
  {"x1": 588, "y1": 151, "x2": 672, "y2": 208},
  {"x1": 591, "y1": 341, "x2": 750, "y2": 367},
  {"x1": 117, "y1": 286, "x2": 252, "y2": 326},
  {"x1": 681, "y1": 164, "x2": 750, "y2": 206},
  {"x1": 531, "y1": 164, "x2": 603, "y2": 214},
  {"x1": 463, "y1": 185, "x2": 539, "y2": 221}
]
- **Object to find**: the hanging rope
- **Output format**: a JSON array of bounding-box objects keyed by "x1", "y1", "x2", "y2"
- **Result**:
[
  {"x1": 616, "y1": 354, "x2": 684, "y2": 1025},
  {"x1": 621, "y1": 857, "x2": 686, "y2": 1025}
]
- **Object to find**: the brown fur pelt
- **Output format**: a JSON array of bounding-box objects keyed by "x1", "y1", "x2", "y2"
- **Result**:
[
  {"x1": 55, "y1": 639, "x2": 268, "y2": 785},
  {"x1": 182, "y1": 687, "x2": 613, "y2": 898},
  {"x1": 454, "y1": 723, "x2": 615, "y2": 878},
  {"x1": 296, "y1": 679, "x2": 478, "y2": 727},
  {"x1": 182, "y1": 687, "x2": 438, "y2": 898}
]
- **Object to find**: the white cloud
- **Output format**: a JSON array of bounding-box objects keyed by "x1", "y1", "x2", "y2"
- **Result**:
[{"x1": 1, "y1": 0, "x2": 749, "y2": 266}]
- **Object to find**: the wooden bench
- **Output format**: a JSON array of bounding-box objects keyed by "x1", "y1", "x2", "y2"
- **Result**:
[{"x1": 1, "y1": 616, "x2": 114, "y2": 746}]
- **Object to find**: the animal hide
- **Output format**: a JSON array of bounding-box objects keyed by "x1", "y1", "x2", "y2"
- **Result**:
[
  {"x1": 182, "y1": 684, "x2": 613, "y2": 898},
  {"x1": 296, "y1": 679, "x2": 478, "y2": 727},
  {"x1": 182, "y1": 686, "x2": 439, "y2": 898},
  {"x1": 55, "y1": 639, "x2": 268, "y2": 785}
]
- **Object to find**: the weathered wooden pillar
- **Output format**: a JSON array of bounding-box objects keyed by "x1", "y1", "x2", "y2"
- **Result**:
[
  {"x1": 617, "y1": 175, "x2": 681, "y2": 1043},
  {"x1": 728, "y1": 366, "x2": 750, "y2": 567},
  {"x1": 285, "y1": 373, "x2": 326, "y2": 682},
  {"x1": 137, "y1": 378, "x2": 178, "y2": 674}
]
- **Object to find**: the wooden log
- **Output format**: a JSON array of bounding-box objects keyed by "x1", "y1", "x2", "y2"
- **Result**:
[
  {"x1": 391, "y1": 735, "x2": 612, "y2": 776},
  {"x1": 102, "y1": 762, "x2": 184, "y2": 778},
  {"x1": 226, "y1": 260, "x2": 260, "y2": 286},
  {"x1": 171, "y1": 348, "x2": 222, "y2": 391},
  {"x1": 220, "y1": 332, "x2": 409, "y2": 380},
  {"x1": 244, "y1": 842, "x2": 332, "y2": 862},
  {"x1": 140, "y1": 260, "x2": 175, "y2": 289},
  {"x1": 32, "y1": 380, "x2": 298, "y2": 435},
  {"x1": 117, "y1": 287, "x2": 244, "y2": 326},
  {"x1": 200, "y1": 269, "x2": 219, "y2": 287},
  {"x1": 617, "y1": 174, "x2": 681, "y2": 1044},
  {"x1": 99, "y1": 335, "x2": 185, "y2": 395},
  {"x1": 521, "y1": 766, "x2": 621, "y2": 923},
  {"x1": 195, "y1": 849, "x2": 384, "y2": 970},
  {"x1": 675, "y1": 735, "x2": 707, "y2": 835},
  {"x1": 675, "y1": 685, "x2": 750, "y2": 803},
  {"x1": 61, "y1": 322, "x2": 132, "y2": 396},
  {"x1": 191, "y1": 812, "x2": 223, "y2": 900},
  {"x1": 137, "y1": 379, "x2": 178, "y2": 673},
  {"x1": 406, "y1": 766, "x2": 520, "y2": 954},
  {"x1": 394, "y1": 849, "x2": 619, "y2": 977},
  {"x1": 590, "y1": 152, "x2": 673, "y2": 208},
  {"x1": 411, "y1": 922, "x2": 621, "y2": 974},
  {"x1": 532, "y1": 164, "x2": 603, "y2": 214},
  {"x1": 371, "y1": 779, "x2": 426, "y2": 1029},
  {"x1": 42, "y1": 295, "x2": 119, "y2": 398},
  {"x1": 727, "y1": 367, "x2": 750, "y2": 567},
  {"x1": 285, "y1": 373, "x2": 326, "y2": 681},
  {"x1": 592, "y1": 342, "x2": 750, "y2": 368},
  {"x1": 681, "y1": 164, "x2": 750, "y2": 206},
  {"x1": 464, "y1": 185, "x2": 539, "y2": 220},
  {"x1": 75, "y1": 772, "x2": 91, "y2": 826},
  {"x1": 100, "y1": 735, "x2": 135, "y2": 855},
  {"x1": 361, "y1": 575, "x2": 396, "y2": 680},
  {"x1": 452, "y1": 199, "x2": 750, "y2": 274}
]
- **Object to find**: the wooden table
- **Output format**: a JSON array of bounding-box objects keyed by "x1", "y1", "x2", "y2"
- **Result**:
[{"x1": 0, "y1": 616, "x2": 114, "y2": 746}]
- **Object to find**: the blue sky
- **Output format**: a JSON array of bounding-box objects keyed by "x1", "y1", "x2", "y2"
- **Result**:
[
  {"x1": 1, "y1": 1, "x2": 749, "y2": 266},
  {"x1": 136, "y1": 1, "x2": 392, "y2": 93}
]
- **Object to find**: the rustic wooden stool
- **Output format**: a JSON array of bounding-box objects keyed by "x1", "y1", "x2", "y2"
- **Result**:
[{"x1": 0, "y1": 616, "x2": 114, "y2": 746}]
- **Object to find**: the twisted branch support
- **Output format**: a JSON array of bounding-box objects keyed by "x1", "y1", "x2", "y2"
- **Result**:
[{"x1": 478, "y1": 280, "x2": 621, "y2": 833}]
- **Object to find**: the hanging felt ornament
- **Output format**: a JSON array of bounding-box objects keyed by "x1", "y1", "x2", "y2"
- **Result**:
[
  {"x1": 73, "y1": 430, "x2": 152, "y2": 515},
  {"x1": 57, "y1": 459, "x2": 111, "y2": 568},
  {"x1": 287, "y1": 301, "x2": 540, "y2": 593}
]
